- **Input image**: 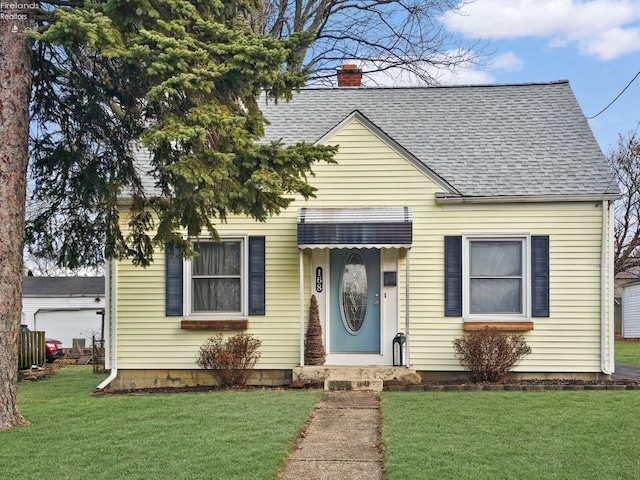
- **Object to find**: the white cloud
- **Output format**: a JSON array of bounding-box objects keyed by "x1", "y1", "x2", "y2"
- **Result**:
[
  {"x1": 438, "y1": 68, "x2": 497, "y2": 85},
  {"x1": 362, "y1": 65, "x2": 498, "y2": 87},
  {"x1": 582, "y1": 26, "x2": 640, "y2": 59},
  {"x1": 360, "y1": 56, "x2": 499, "y2": 87},
  {"x1": 435, "y1": 52, "x2": 523, "y2": 86},
  {"x1": 443, "y1": 0, "x2": 640, "y2": 60},
  {"x1": 358, "y1": 50, "x2": 524, "y2": 87},
  {"x1": 489, "y1": 52, "x2": 524, "y2": 72}
]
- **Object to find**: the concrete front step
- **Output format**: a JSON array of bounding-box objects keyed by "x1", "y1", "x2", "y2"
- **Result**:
[
  {"x1": 325, "y1": 378, "x2": 384, "y2": 392},
  {"x1": 293, "y1": 365, "x2": 422, "y2": 391}
]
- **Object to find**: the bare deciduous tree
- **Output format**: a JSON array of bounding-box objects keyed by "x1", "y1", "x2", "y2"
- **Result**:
[
  {"x1": 250, "y1": 0, "x2": 486, "y2": 84},
  {"x1": 608, "y1": 130, "x2": 640, "y2": 276}
]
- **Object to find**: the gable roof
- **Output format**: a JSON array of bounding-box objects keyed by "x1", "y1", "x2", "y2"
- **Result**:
[
  {"x1": 22, "y1": 276, "x2": 105, "y2": 297},
  {"x1": 319, "y1": 110, "x2": 460, "y2": 194},
  {"x1": 260, "y1": 81, "x2": 618, "y2": 199}
]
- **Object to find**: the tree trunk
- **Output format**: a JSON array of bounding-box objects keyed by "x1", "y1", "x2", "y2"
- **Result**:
[{"x1": 0, "y1": 11, "x2": 32, "y2": 430}]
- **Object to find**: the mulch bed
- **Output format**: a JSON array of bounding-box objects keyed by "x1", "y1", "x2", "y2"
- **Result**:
[
  {"x1": 385, "y1": 378, "x2": 640, "y2": 392},
  {"x1": 94, "y1": 384, "x2": 292, "y2": 396},
  {"x1": 97, "y1": 377, "x2": 640, "y2": 395}
]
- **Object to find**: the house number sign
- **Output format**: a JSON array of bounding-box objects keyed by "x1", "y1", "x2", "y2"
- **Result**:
[{"x1": 316, "y1": 267, "x2": 323, "y2": 293}]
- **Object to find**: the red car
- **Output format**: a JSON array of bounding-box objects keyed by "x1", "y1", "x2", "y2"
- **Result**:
[
  {"x1": 20, "y1": 325, "x2": 65, "y2": 363},
  {"x1": 45, "y1": 338, "x2": 65, "y2": 362}
]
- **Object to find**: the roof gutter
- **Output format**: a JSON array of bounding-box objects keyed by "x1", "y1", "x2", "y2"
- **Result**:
[
  {"x1": 601, "y1": 200, "x2": 614, "y2": 375},
  {"x1": 436, "y1": 193, "x2": 621, "y2": 205},
  {"x1": 96, "y1": 260, "x2": 117, "y2": 391}
]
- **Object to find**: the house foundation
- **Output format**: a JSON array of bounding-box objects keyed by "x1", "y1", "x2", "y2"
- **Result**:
[
  {"x1": 108, "y1": 369, "x2": 293, "y2": 391},
  {"x1": 104, "y1": 367, "x2": 609, "y2": 391}
]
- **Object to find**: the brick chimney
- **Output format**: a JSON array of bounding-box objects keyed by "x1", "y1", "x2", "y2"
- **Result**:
[{"x1": 337, "y1": 64, "x2": 362, "y2": 87}]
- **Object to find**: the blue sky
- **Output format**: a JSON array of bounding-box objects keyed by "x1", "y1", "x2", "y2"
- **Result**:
[
  {"x1": 369, "y1": 0, "x2": 640, "y2": 155},
  {"x1": 443, "y1": 0, "x2": 640, "y2": 154}
]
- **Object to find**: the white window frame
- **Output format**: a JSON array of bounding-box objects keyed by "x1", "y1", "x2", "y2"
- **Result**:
[
  {"x1": 183, "y1": 235, "x2": 249, "y2": 320},
  {"x1": 462, "y1": 233, "x2": 531, "y2": 322}
]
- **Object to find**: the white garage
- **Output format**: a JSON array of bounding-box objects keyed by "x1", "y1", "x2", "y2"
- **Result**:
[
  {"x1": 22, "y1": 277, "x2": 105, "y2": 349},
  {"x1": 622, "y1": 280, "x2": 640, "y2": 338}
]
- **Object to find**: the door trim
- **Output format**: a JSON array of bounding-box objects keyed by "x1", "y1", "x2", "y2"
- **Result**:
[{"x1": 309, "y1": 248, "x2": 400, "y2": 366}]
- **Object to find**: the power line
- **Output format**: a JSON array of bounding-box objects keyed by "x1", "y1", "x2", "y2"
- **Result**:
[{"x1": 587, "y1": 70, "x2": 640, "y2": 120}]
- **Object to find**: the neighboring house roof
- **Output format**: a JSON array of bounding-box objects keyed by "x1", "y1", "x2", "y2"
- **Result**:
[
  {"x1": 259, "y1": 81, "x2": 618, "y2": 198},
  {"x1": 622, "y1": 279, "x2": 640, "y2": 289},
  {"x1": 616, "y1": 266, "x2": 640, "y2": 280},
  {"x1": 22, "y1": 276, "x2": 105, "y2": 297},
  {"x1": 615, "y1": 267, "x2": 640, "y2": 299}
]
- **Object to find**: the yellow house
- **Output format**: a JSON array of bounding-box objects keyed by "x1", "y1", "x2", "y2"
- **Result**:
[{"x1": 99, "y1": 74, "x2": 620, "y2": 390}]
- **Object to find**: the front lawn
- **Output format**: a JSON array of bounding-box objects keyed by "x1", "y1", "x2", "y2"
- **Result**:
[
  {"x1": 382, "y1": 391, "x2": 640, "y2": 480},
  {"x1": 615, "y1": 338, "x2": 640, "y2": 364},
  {"x1": 1, "y1": 367, "x2": 321, "y2": 480}
]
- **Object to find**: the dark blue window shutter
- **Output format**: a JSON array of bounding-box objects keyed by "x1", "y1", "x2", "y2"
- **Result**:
[
  {"x1": 444, "y1": 236, "x2": 463, "y2": 317},
  {"x1": 531, "y1": 235, "x2": 550, "y2": 317},
  {"x1": 165, "y1": 245, "x2": 183, "y2": 316},
  {"x1": 248, "y1": 236, "x2": 266, "y2": 315}
]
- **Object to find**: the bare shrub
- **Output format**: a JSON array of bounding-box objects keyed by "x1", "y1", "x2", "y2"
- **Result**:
[
  {"x1": 453, "y1": 327, "x2": 531, "y2": 382},
  {"x1": 196, "y1": 333, "x2": 262, "y2": 388}
]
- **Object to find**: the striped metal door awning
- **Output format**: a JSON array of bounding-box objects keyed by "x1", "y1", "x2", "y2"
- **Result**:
[{"x1": 297, "y1": 207, "x2": 412, "y2": 249}]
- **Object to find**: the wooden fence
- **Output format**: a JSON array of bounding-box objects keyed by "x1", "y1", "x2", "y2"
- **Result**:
[
  {"x1": 614, "y1": 302, "x2": 622, "y2": 336},
  {"x1": 18, "y1": 331, "x2": 46, "y2": 369}
]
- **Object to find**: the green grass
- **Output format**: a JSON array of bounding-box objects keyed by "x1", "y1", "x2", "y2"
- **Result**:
[
  {"x1": 382, "y1": 391, "x2": 640, "y2": 480},
  {"x1": 1, "y1": 367, "x2": 321, "y2": 480},
  {"x1": 8, "y1": 367, "x2": 640, "y2": 480},
  {"x1": 615, "y1": 339, "x2": 640, "y2": 364}
]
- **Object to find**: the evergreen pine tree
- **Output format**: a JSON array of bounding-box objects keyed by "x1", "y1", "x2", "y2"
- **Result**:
[
  {"x1": 27, "y1": 0, "x2": 336, "y2": 267},
  {"x1": 1, "y1": 0, "x2": 336, "y2": 430}
]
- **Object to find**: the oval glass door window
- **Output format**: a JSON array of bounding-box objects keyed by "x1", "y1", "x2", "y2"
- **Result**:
[{"x1": 341, "y1": 252, "x2": 368, "y2": 333}]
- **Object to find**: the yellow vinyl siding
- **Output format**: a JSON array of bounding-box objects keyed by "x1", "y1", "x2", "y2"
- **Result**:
[
  {"x1": 114, "y1": 119, "x2": 611, "y2": 374},
  {"x1": 115, "y1": 209, "x2": 307, "y2": 370},
  {"x1": 409, "y1": 202, "x2": 605, "y2": 373}
]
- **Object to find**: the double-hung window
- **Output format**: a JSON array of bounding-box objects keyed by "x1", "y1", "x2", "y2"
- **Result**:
[
  {"x1": 466, "y1": 237, "x2": 527, "y2": 319},
  {"x1": 445, "y1": 234, "x2": 549, "y2": 323},
  {"x1": 189, "y1": 238, "x2": 245, "y2": 317},
  {"x1": 165, "y1": 236, "x2": 266, "y2": 322}
]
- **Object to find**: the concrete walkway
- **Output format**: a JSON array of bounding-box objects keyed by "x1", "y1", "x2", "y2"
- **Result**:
[
  {"x1": 613, "y1": 363, "x2": 640, "y2": 380},
  {"x1": 279, "y1": 365, "x2": 640, "y2": 479},
  {"x1": 279, "y1": 391, "x2": 383, "y2": 480}
]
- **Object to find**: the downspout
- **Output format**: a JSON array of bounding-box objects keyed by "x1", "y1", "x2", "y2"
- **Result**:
[
  {"x1": 405, "y1": 248, "x2": 410, "y2": 367},
  {"x1": 601, "y1": 200, "x2": 613, "y2": 375},
  {"x1": 96, "y1": 259, "x2": 117, "y2": 391},
  {"x1": 299, "y1": 249, "x2": 305, "y2": 367}
]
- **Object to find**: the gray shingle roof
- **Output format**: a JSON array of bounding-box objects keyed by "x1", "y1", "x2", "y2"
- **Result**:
[
  {"x1": 22, "y1": 277, "x2": 105, "y2": 297},
  {"x1": 259, "y1": 81, "x2": 618, "y2": 197}
]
